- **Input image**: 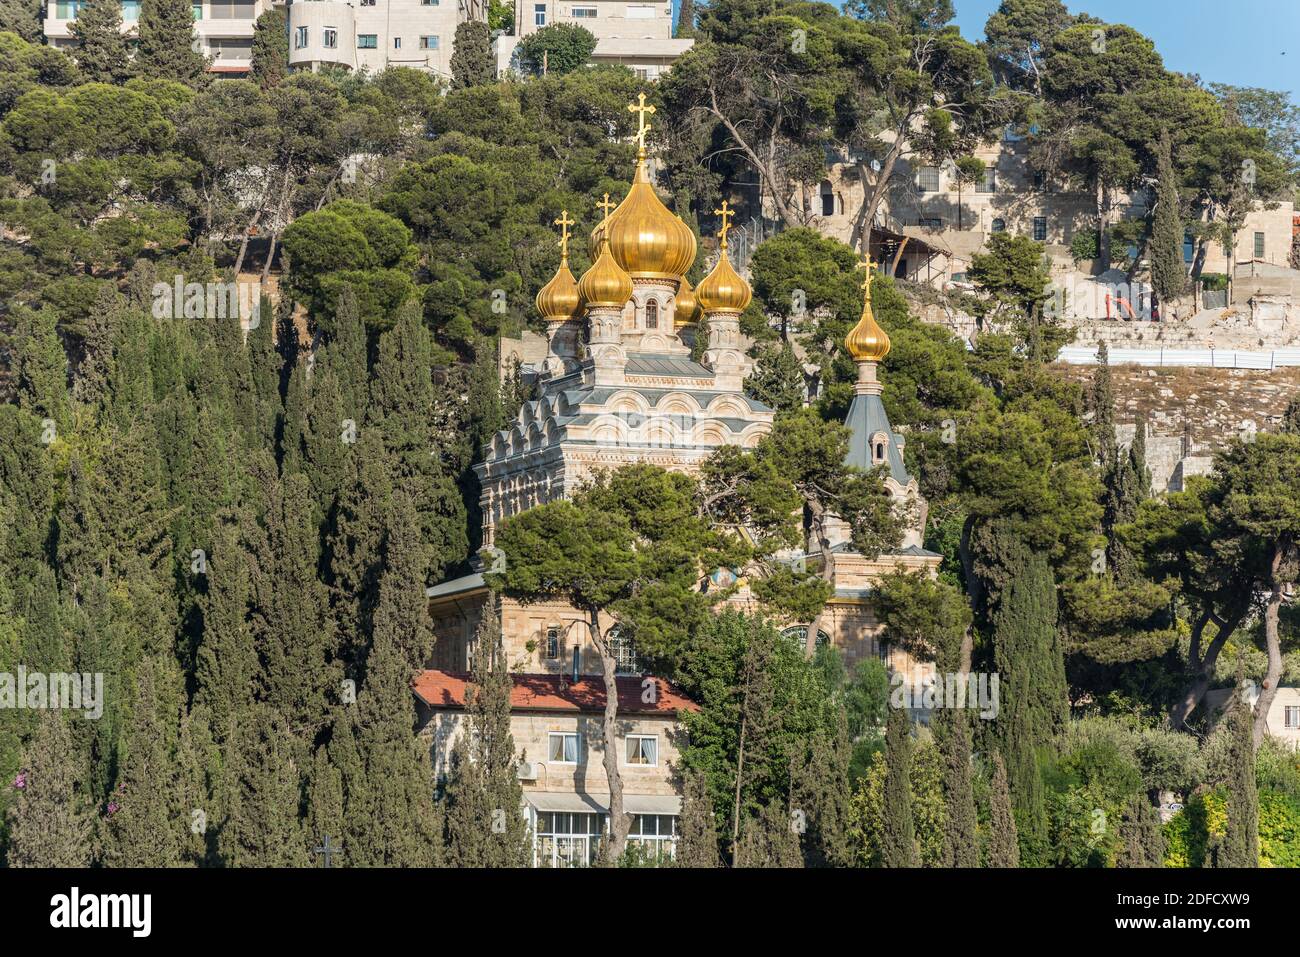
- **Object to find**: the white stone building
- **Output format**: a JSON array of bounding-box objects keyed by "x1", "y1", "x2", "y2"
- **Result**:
[{"x1": 287, "y1": 0, "x2": 486, "y2": 78}]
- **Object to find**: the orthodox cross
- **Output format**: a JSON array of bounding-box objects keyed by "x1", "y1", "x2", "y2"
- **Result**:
[
  {"x1": 597, "y1": 192, "x2": 616, "y2": 226},
  {"x1": 628, "y1": 92, "x2": 656, "y2": 157},
  {"x1": 714, "y1": 200, "x2": 735, "y2": 248},
  {"x1": 554, "y1": 210, "x2": 574, "y2": 260},
  {"x1": 313, "y1": 834, "x2": 342, "y2": 868},
  {"x1": 858, "y1": 252, "x2": 877, "y2": 291}
]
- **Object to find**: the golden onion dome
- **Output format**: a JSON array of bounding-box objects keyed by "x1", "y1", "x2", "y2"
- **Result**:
[
  {"x1": 845, "y1": 260, "x2": 890, "y2": 362},
  {"x1": 674, "y1": 276, "x2": 700, "y2": 327},
  {"x1": 696, "y1": 247, "x2": 752, "y2": 314},
  {"x1": 589, "y1": 162, "x2": 698, "y2": 281},
  {"x1": 535, "y1": 256, "x2": 581, "y2": 321},
  {"x1": 577, "y1": 239, "x2": 633, "y2": 308}
]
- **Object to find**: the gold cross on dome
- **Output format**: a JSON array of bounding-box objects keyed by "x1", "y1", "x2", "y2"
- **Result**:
[
  {"x1": 714, "y1": 200, "x2": 735, "y2": 248},
  {"x1": 858, "y1": 252, "x2": 877, "y2": 289},
  {"x1": 628, "y1": 92, "x2": 656, "y2": 156},
  {"x1": 596, "y1": 192, "x2": 616, "y2": 224},
  {"x1": 554, "y1": 210, "x2": 574, "y2": 258}
]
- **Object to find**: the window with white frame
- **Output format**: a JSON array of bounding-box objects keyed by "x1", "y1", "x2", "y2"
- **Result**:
[
  {"x1": 608, "y1": 629, "x2": 638, "y2": 675},
  {"x1": 420, "y1": 35, "x2": 439, "y2": 50},
  {"x1": 534, "y1": 2, "x2": 546, "y2": 25},
  {"x1": 535, "y1": 811, "x2": 604, "y2": 867},
  {"x1": 627, "y1": 3, "x2": 656, "y2": 16},
  {"x1": 548, "y1": 731, "x2": 580, "y2": 763},
  {"x1": 323, "y1": 27, "x2": 337, "y2": 48},
  {"x1": 627, "y1": 814, "x2": 677, "y2": 859},
  {"x1": 357, "y1": 34, "x2": 377, "y2": 48},
  {"x1": 1254, "y1": 231, "x2": 1265, "y2": 258},
  {"x1": 294, "y1": 25, "x2": 307, "y2": 48},
  {"x1": 393, "y1": 36, "x2": 402, "y2": 49},
  {"x1": 544, "y1": 626, "x2": 560, "y2": 659},
  {"x1": 572, "y1": 5, "x2": 597, "y2": 16},
  {"x1": 1286, "y1": 706, "x2": 1300, "y2": 729},
  {"x1": 626, "y1": 735, "x2": 658, "y2": 766}
]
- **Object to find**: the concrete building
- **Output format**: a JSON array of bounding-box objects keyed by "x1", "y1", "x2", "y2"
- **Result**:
[
  {"x1": 494, "y1": 0, "x2": 692, "y2": 80},
  {"x1": 1204, "y1": 686, "x2": 1300, "y2": 750},
  {"x1": 287, "y1": 0, "x2": 486, "y2": 78},
  {"x1": 414, "y1": 670, "x2": 695, "y2": 865},
  {"x1": 45, "y1": 0, "x2": 272, "y2": 76}
]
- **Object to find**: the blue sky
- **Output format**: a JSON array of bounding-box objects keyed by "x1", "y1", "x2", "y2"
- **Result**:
[{"x1": 950, "y1": 0, "x2": 1299, "y2": 95}]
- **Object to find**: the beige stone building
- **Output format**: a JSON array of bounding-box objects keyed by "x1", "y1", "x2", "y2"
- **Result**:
[
  {"x1": 1204, "y1": 685, "x2": 1300, "y2": 751},
  {"x1": 793, "y1": 130, "x2": 1295, "y2": 298},
  {"x1": 419, "y1": 98, "x2": 940, "y2": 863},
  {"x1": 414, "y1": 669, "x2": 694, "y2": 864}
]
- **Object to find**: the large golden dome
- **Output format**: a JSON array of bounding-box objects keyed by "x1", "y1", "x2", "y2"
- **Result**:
[
  {"x1": 577, "y1": 239, "x2": 633, "y2": 308},
  {"x1": 589, "y1": 163, "x2": 697, "y2": 281},
  {"x1": 845, "y1": 258, "x2": 890, "y2": 362}
]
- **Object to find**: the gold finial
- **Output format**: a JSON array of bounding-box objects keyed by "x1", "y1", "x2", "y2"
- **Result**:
[
  {"x1": 628, "y1": 92, "x2": 656, "y2": 161},
  {"x1": 845, "y1": 251, "x2": 889, "y2": 364},
  {"x1": 714, "y1": 200, "x2": 735, "y2": 249},
  {"x1": 554, "y1": 210, "x2": 574, "y2": 261},
  {"x1": 858, "y1": 252, "x2": 877, "y2": 289}
]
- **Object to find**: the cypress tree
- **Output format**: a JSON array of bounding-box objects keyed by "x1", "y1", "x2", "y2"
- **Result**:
[
  {"x1": 735, "y1": 801, "x2": 803, "y2": 867},
  {"x1": 331, "y1": 284, "x2": 370, "y2": 424},
  {"x1": 302, "y1": 350, "x2": 350, "y2": 516},
  {"x1": 102, "y1": 655, "x2": 186, "y2": 867},
  {"x1": 1091, "y1": 340, "x2": 1115, "y2": 469},
  {"x1": 1219, "y1": 671, "x2": 1259, "y2": 867},
  {"x1": 6, "y1": 712, "x2": 96, "y2": 867},
  {"x1": 450, "y1": 20, "x2": 496, "y2": 89},
  {"x1": 74, "y1": 284, "x2": 123, "y2": 407},
  {"x1": 328, "y1": 428, "x2": 392, "y2": 661},
  {"x1": 443, "y1": 600, "x2": 529, "y2": 867},
  {"x1": 306, "y1": 744, "x2": 347, "y2": 866},
  {"x1": 936, "y1": 708, "x2": 979, "y2": 866},
  {"x1": 1115, "y1": 793, "x2": 1165, "y2": 868},
  {"x1": 676, "y1": 768, "x2": 721, "y2": 868},
  {"x1": 987, "y1": 753, "x2": 1020, "y2": 867},
  {"x1": 676, "y1": 0, "x2": 697, "y2": 36},
  {"x1": 136, "y1": 0, "x2": 208, "y2": 86},
  {"x1": 194, "y1": 514, "x2": 259, "y2": 748},
  {"x1": 220, "y1": 704, "x2": 310, "y2": 867},
  {"x1": 992, "y1": 538, "x2": 1062, "y2": 866},
  {"x1": 1149, "y1": 129, "x2": 1187, "y2": 305},
  {"x1": 14, "y1": 306, "x2": 68, "y2": 434},
  {"x1": 880, "y1": 705, "x2": 919, "y2": 867},
  {"x1": 71, "y1": 0, "x2": 132, "y2": 83},
  {"x1": 249, "y1": 5, "x2": 288, "y2": 89},
  {"x1": 176, "y1": 703, "x2": 221, "y2": 866},
  {"x1": 790, "y1": 710, "x2": 853, "y2": 867}
]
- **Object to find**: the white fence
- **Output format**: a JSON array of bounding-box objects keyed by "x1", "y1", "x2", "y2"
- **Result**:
[{"x1": 1057, "y1": 346, "x2": 1300, "y2": 370}]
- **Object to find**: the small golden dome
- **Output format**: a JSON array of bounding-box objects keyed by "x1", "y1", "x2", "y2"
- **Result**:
[
  {"x1": 536, "y1": 256, "x2": 581, "y2": 321},
  {"x1": 696, "y1": 248, "x2": 751, "y2": 314},
  {"x1": 577, "y1": 240, "x2": 633, "y2": 308},
  {"x1": 845, "y1": 261, "x2": 890, "y2": 362},
  {"x1": 589, "y1": 164, "x2": 697, "y2": 281},
  {"x1": 674, "y1": 276, "x2": 700, "y2": 327}
]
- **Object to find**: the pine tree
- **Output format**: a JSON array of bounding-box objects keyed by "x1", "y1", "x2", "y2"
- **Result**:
[
  {"x1": 1219, "y1": 669, "x2": 1259, "y2": 867},
  {"x1": 992, "y1": 538, "x2": 1061, "y2": 866},
  {"x1": 74, "y1": 284, "x2": 123, "y2": 407},
  {"x1": 71, "y1": 0, "x2": 132, "y2": 83},
  {"x1": 451, "y1": 20, "x2": 496, "y2": 89},
  {"x1": 936, "y1": 708, "x2": 978, "y2": 866},
  {"x1": 987, "y1": 753, "x2": 1020, "y2": 867},
  {"x1": 880, "y1": 705, "x2": 919, "y2": 867},
  {"x1": 14, "y1": 306, "x2": 68, "y2": 434},
  {"x1": 6, "y1": 712, "x2": 96, "y2": 867},
  {"x1": 220, "y1": 703, "x2": 310, "y2": 867},
  {"x1": 0, "y1": 0, "x2": 42, "y2": 41},
  {"x1": 249, "y1": 6, "x2": 288, "y2": 89},
  {"x1": 1115, "y1": 793, "x2": 1165, "y2": 867},
  {"x1": 1149, "y1": 129, "x2": 1187, "y2": 305},
  {"x1": 444, "y1": 600, "x2": 529, "y2": 866},
  {"x1": 102, "y1": 656, "x2": 186, "y2": 867},
  {"x1": 675, "y1": 768, "x2": 721, "y2": 867},
  {"x1": 136, "y1": 0, "x2": 208, "y2": 85}
]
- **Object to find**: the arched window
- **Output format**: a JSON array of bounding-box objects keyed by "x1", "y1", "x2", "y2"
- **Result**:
[
  {"x1": 781, "y1": 625, "x2": 830, "y2": 652},
  {"x1": 645, "y1": 299, "x2": 658, "y2": 329},
  {"x1": 875, "y1": 441, "x2": 886, "y2": 461},
  {"x1": 820, "y1": 180, "x2": 836, "y2": 217},
  {"x1": 991, "y1": 218, "x2": 1006, "y2": 233}
]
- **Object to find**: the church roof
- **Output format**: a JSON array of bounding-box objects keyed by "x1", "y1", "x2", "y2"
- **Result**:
[
  {"x1": 412, "y1": 670, "x2": 699, "y2": 715},
  {"x1": 844, "y1": 390, "x2": 910, "y2": 486},
  {"x1": 623, "y1": 352, "x2": 715, "y2": 379}
]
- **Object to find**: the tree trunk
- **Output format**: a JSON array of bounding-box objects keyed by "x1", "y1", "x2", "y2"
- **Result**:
[
  {"x1": 732, "y1": 710, "x2": 747, "y2": 850},
  {"x1": 591, "y1": 612, "x2": 628, "y2": 862},
  {"x1": 1254, "y1": 544, "x2": 1286, "y2": 748},
  {"x1": 1170, "y1": 608, "x2": 1244, "y2": 731},
  {"x1": 804, "y1": 499, "x2": 836, "y2": 658},
  {"x1": 1097, "y1": 183, "x2": 1112, "y2": 272},
  {"x1": 850, "y1": 143, "x2": 902, "y2": 255}
]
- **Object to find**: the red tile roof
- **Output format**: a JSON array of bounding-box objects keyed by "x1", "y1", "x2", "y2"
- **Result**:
[{"x1": 412, "y1": 670, "x2": 699, "y2": 715}]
